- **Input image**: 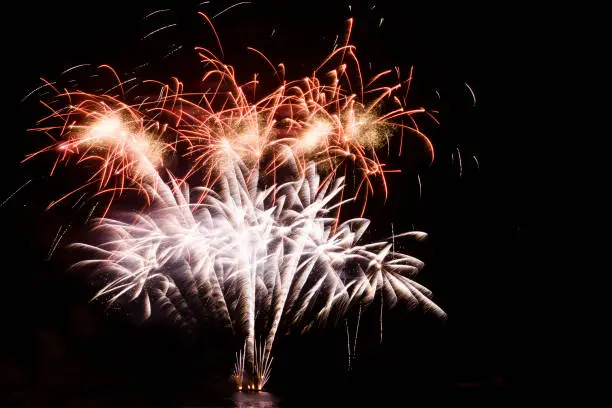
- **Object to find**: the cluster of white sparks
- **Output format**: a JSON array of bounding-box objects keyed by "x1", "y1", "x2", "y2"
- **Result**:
[{"x1": 69, "y1": 150, "x2": 444, "y2": 390}]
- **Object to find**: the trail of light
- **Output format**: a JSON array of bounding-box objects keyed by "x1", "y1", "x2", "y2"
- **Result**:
[
  {"x1": 71, "y1": 192, "x2": 87, "y2": 208},
  {"x1": 346, "y1": 318, "x2": 351, "y2": 371},
  {"x1": 144, "y1": 9, "x2": 170, "y2": 19},
  {"x1": 1, "y1": 179, "x2": 32, "y2": 208},
  {"x1": 48, "y1": 223, "x2": 71, "y2": 260},
  {"x1": 85, "y1": 202, "x2": 98, "y2": 223},
  {"x1": 61, "y1": 64, "x2": 91, "y2": 76},
  {"x1": 21, "y1": 81, "x2": 57, "y2": 102},
  {"x1": 380, "y1": 286, "x2": 384, "y2": 343},
  {"x1": 142, "y1": 24, "x2": 177, "y2": 40},
  {"x1": 456, "y1": 147, "x2": 463, "y2": 177},
  {"x1": 212, "y1": 2, "x2": 251, "y2": 19},
  {"x1": 465, "y1": 82, "x2": 476, "y2": 106},
  {"x1": 353, "y1": 303, "x2": 361, "y2": 356}
]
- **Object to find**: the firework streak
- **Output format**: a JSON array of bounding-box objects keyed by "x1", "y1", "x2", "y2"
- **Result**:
[{"x1": 25, "y1": 16, "x2": 444, "y2": 390}]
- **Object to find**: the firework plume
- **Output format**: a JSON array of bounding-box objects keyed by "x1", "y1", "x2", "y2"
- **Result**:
[
  {"x1": 70, "y1": 155, "x2": 444, "y2": 389},
  {"x1": 24, "y1": 14, "x2": 444, "y2": 390}
]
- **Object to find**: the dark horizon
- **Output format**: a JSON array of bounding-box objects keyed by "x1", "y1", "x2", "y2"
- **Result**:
[{"x1": 2, "y1": 1, "x2": 536, "y2": 406}]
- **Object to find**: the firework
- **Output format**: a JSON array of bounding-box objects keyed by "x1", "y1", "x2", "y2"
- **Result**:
[
  {"x1": 69, "y1": 156, "x2": 444, "y2": 390},
  {"x1": 24, "y1": 88, "x2": 172, "y2": 215},
  {"x1": 172, "y1": 36, "x2": 434, "y2": 214},
  {"x1": 233, "y1": 344, "x2": 246, "y2": 391},
  {"x1": 28, "y1": 17, "x2": 434, "y2": 217},
  {"x1": 24, "y1": 14, "x2": 444, "y2": 391}
]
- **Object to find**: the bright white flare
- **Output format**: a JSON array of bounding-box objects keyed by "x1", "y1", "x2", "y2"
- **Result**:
[{"x1": 70, "y1": 158, "x2": 444, "y2": 389}]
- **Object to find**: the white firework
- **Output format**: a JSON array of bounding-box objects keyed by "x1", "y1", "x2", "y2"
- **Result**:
[{"x1": 70, "y1": 158, "x2": 445, "y2": 390}]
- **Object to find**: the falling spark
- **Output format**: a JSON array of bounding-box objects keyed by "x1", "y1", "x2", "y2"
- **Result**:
[
  {"x1": 417, "y1": 174, "x2": 422, "y2": 200},
  {"x1": 346, "y1": 319, "x2": 351, "y2": 371},
  {"x1": 212, "y1": 2, "x2": 251, "y2": 19},
  {"x1": 61, "y1": 64, "x2": 91, "y2": 75},
  {"x1": 142, "y1": 24, "x2": 177, "y2": 40},
  {"x1": 379, "y1": 17, "x2": 384, "y2": 27},
  {"x1": 1, "y1": 179, "x2": 32, "y2": 208},
  {"x1": 49, "y1": 226, "x2": 63, "y2": 255},
  {"x1": 21, "y1": 81, "x2": 57, "y2": 102},
  {"x1": 85, "y1": 202, "x2": 98, "y2": 223},
  {"x1": 72, "y1": 193, "x2": 87, "y2": 208},
  {"x1": 473, "y1": 155, "x2": 480, "y2": 171},
  {"x1": 133, "y1": 63, "x2": 149, "y2": 71},
  {"x1": 124, "y1": 82, "x2": 141, "y2": 96},
  {"x1": 464, "y1": 82, "x2": 476, "y2": 106},
  {"x1": 380, "y1": 290, "x2": 384, "y2": 343},
  {"x1": 353, "y1": 304, "x2": 361, "y2": 356},
  {"x1": 144, "y1": 9, "x2": 170, "y2": 19},
  {"x1": 435, "y1": 90, "x2": 440, "y2": 99},
  {"x1": 48, "y1": 224, "x2": 71, "y2": 260},
  {"x1": 456, "y1": 147, "x2": 463, "y2": 177},
  {"x1": 103, "y1": 77, "x2": 138, "y2": 95},
  {"x1": 163, "y1": 45, "x2": 183, "y2": 59}
]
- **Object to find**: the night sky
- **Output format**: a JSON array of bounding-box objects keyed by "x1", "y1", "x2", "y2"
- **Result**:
[{"x1": 2, "y1": 1, "x2": 536, "y2": 406}]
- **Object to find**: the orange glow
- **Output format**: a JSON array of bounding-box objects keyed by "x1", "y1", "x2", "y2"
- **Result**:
[{"x1": 27, "y1": 14, "x2": 434, "y2": 227}]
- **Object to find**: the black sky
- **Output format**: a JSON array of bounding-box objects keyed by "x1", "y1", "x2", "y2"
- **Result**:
[{"x1": 1, "y1": 1, "x2": 537, "y2": 406}]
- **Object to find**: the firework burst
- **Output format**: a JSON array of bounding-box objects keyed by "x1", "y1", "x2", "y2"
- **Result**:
[
  {"x1": 69, "y1": 156, "x2": 444, "y2": 390},
  {"x1": 172, "y1": 38, "x2": 434, "y2": 214},
  {"x1": 24, "y1": 14, "x2": 444, "y2": 391},
  {"x1": 24, "y1": 89, "x2": 173, "y2": 214}
]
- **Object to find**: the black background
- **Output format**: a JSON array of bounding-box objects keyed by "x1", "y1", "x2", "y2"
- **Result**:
[{"x1": 2, "y1": 1, "x2": 538, "y2": 406}]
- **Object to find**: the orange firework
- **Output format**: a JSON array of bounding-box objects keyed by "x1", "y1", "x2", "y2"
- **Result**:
[
  {"x1": 165, "y1": 18, "x2": 434, "y2": 214},
  {"x1": 26, "y1": 16, "x2": 434, "y2": 218},
  {"x1": 24, "y1": 77, "x2": 174, "y2": 215}
]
